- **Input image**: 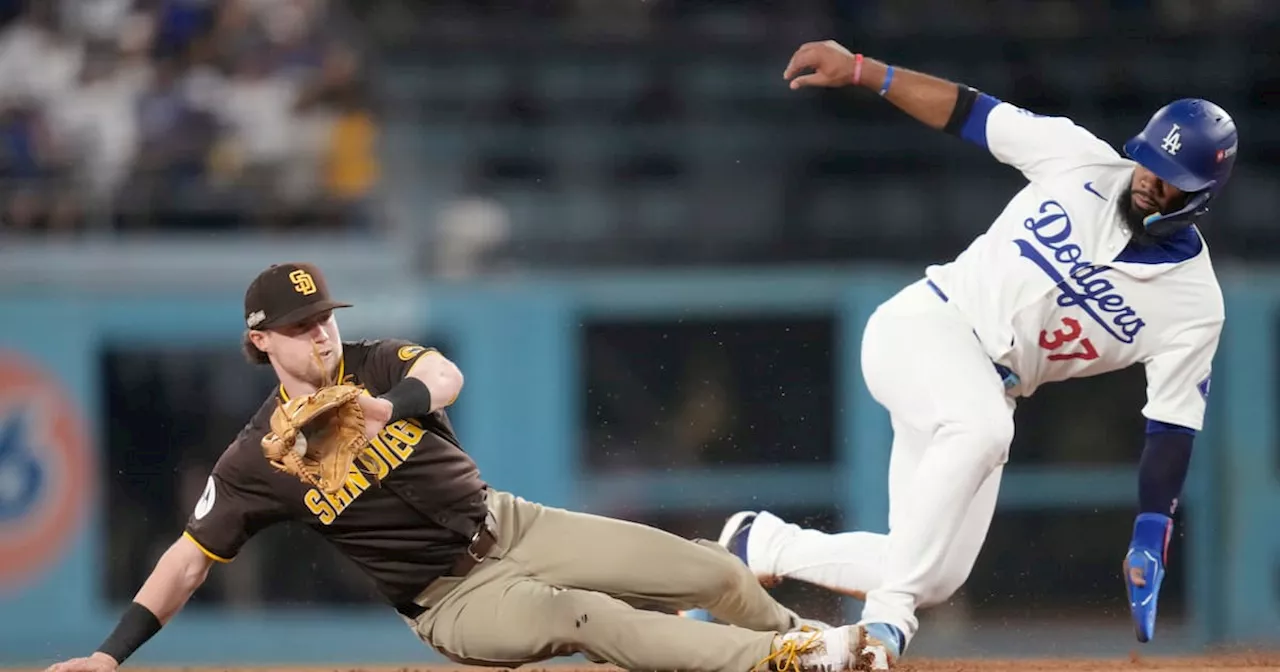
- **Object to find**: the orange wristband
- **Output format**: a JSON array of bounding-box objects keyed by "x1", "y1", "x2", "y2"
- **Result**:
[{"x1": 852, "y1": 53, "x2": 864, "y2": 85}]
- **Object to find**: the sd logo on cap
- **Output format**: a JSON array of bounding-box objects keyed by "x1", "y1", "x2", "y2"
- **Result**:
[{"x1": 243, "y1": 263, "x2": 353, "y2": 331}]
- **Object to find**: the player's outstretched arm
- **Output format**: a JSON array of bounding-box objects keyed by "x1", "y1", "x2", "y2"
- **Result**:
[
  {"x1": 783, "y1": 40, "x2": 960, "y2": 131},
  {"x1": 782, "y1": 39, "x2": 1116, "y2": 180},
  {"x1": 1129, "y1": 316, "x2": 1221, "y2": 643},
  {"x1": 45, "y1": 535, "x2": 215, "y2": 672}
]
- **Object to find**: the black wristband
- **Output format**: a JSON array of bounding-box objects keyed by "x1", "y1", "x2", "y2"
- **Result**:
[
  {"x1": 380, "y1": 376, "x2": 433, "y2": 423},
  {"x1": 97, "y1": 601, "x2": 163, "y2": 664}
]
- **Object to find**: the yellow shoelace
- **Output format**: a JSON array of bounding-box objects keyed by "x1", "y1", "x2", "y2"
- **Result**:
[{"x1": 753, "y1": 628, "x2": 824, "y2": 672}]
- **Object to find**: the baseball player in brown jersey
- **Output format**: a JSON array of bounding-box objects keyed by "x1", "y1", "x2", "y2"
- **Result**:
[{"x1": 44, "y1": 262, "x2": 873, "y2": 672}]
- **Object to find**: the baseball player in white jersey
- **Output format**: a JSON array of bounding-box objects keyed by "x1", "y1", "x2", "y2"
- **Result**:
[{"x1": 698, "y1": 41, "x2": 1238, "y2": 670}]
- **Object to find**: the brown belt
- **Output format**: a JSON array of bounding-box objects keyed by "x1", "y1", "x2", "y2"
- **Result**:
[
  {"x1": 449, "y1": 519, "x2": 498, "y2": 576},
  {"x1": 395, "y1": 520, "x2": 497, "y2": 620}
]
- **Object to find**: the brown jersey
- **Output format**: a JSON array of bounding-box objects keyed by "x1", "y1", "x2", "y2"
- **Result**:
[{"x1": 183, "y1": 339, "x2": 489, "y2": 606}]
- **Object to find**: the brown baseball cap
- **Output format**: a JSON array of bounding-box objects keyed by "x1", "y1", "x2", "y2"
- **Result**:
[{"x1": 243, "y1": 262, "x2": 353, "y2": 330}]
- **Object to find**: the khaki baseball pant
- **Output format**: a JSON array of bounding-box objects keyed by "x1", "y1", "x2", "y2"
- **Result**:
[{"x1": 403, "y1": 490, "x2": 805, "y2": 672}]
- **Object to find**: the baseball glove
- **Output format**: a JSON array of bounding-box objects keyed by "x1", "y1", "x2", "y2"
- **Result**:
[{"x1": 261, "y1": 383, "x2": 369, "y2": 495}]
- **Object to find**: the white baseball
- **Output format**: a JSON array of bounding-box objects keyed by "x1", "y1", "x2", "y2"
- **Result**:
[{"x1": 293, "y1": 432, "x2": 308, "y2": 457}]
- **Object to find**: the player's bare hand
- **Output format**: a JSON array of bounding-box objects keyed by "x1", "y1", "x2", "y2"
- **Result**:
[
  {"x1": 357, "y1": 394, "x2": 392, "y2": 439},
  {"x1": 784, "y1": 40, "x2": 859, "y2": 90},
  {"x1": 44, "y1": 652, "x2": 118, "y2": 672}
]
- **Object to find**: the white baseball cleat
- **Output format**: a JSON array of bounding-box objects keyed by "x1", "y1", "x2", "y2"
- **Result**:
[{"x1": 758, "y1": 624, "x2": 859, "y2": 672}]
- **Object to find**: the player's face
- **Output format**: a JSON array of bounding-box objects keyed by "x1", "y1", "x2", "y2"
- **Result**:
[
  {"x1": 1128, "y1": 165, "x2": 1186, "y2": 220},
  {"x1": 262, "y1": 310, "x2": 343, "y2": 386}
]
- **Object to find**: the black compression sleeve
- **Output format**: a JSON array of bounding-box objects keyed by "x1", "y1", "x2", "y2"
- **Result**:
[
  {"x1": 381, "y1": 376, "x2": 433, "y2": 422},
  {"x1": 96, "y1": 601, "x2": 163, "y2": 664}
]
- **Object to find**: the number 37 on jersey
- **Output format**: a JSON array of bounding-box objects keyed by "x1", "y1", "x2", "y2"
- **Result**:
[{"x1": 1039, "y1": 316, "x2": 1099, "y2": 361}]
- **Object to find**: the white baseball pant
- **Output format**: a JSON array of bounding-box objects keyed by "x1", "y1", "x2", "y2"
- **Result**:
[{"x1": 743, "y1": 278, "x2": 1016, "y2": 647}]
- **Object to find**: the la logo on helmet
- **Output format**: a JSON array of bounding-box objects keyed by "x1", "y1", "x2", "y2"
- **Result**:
[{"x1": 1160, "y1": 124, "x2": 1182, "y2": 155}]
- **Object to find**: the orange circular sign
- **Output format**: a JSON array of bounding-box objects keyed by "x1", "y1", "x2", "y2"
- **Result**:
[{"x1": 0, "y1": 352, "x2": 92, "y2": 593}]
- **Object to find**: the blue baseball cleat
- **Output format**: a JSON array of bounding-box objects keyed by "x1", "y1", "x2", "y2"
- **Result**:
[
  {"x1": 717, "y1": 510, "x2": 784, "y2": 588},
  {"x1": 1125, "y1": 513, "x2": 1172, "y2": 643},
  {"x1": 717, "y1": 511, "x2": 758, "y2": 565}
]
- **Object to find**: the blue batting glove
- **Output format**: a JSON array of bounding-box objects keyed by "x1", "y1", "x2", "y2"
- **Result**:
[{"x1": 1124, "y1": 512, "x2": 1172, "y2": 643}]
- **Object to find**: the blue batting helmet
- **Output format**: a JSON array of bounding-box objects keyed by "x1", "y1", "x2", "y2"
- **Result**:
[{"x1": 1123, "y1": 98, "x2": 1238, "y2": 233}]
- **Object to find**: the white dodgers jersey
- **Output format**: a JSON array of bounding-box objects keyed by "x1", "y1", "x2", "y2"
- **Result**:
[{"x1": 924, "y1": 101, "x2": 1223, "y2": 431}]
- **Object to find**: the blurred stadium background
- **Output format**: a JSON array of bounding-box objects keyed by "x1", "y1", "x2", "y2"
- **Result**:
[{"x1": 0, "y1": 0, "x2": 1278, "y2": 667}]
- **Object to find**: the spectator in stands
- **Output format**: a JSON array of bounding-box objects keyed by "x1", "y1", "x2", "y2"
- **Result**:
[{"x1": 0, "y1": 0, "x2": 377, "y2": 236}]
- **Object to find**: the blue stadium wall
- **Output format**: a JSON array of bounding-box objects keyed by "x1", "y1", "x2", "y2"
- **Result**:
[{"x1": 0, "y1": 266, "x2": 1276, "y2": 666}]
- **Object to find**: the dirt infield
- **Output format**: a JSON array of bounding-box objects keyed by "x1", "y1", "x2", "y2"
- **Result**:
[
  {"x1": 884, "y1": 653, "x2": 1280, "y2": 670},
  {"x1": 12, "y1": 657, "x2": 1280, "y2": 672}
]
